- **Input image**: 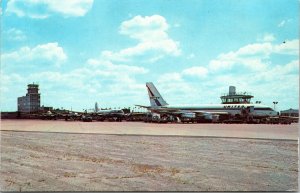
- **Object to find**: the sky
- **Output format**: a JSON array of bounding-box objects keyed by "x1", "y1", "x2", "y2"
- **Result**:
[{"x1": 1, "y1": 0, "x2": 299, "y2": 112}]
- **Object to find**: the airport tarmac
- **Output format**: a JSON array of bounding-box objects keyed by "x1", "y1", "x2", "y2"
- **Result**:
[
  {"x1": 0, "y1": 120, "x2": 298, "y2": 191},
  {"x1": 0, "y1": 120, "x2": 298, "y2": 140}
]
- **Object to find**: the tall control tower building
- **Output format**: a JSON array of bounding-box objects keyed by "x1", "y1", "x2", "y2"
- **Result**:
[{"x1": 18, "y1": 83, "x2": 41, "y2": 112}]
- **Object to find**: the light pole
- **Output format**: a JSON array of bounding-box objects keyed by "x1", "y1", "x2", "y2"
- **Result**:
[{"x1": 273, "y1": 101, "x2": 278, "y2": 110}]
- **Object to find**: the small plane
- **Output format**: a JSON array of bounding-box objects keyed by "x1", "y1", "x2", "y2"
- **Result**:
[
  {"x1": 93, "y1": 108, "x2": 125, "y2": 122},
  {"x1": 39, "y1": 110, "x2": 57, "y2": 120},
  {"x1": 64, "y1": 111, "x2": 83, "y2": 121},
  {"x1": 136, "y1": 82, "x2": 278, "y2": 122}
]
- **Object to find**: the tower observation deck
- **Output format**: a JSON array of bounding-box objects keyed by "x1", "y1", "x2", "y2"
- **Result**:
[{"x1": 220, "y1": 86, "x2": 253, "y2": 104}]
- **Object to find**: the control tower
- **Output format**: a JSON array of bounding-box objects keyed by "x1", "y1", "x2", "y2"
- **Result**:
[
  {"x1": 220, "y1": 86, "x2": 253, "y2": 104},
  {"x1": 18, "y1": 83, "x2": 41, "y2": 112},
  {"x1": 27, "y1": 83, "x2": 40, "y2": 112}
]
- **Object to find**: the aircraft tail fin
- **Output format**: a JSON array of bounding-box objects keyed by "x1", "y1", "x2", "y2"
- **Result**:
[{"x1": 146, "y1": 82, "x2": 168, "y2": 107}]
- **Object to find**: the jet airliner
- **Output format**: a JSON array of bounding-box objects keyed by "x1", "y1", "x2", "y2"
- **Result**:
[{"x1": 136, "y1": 82, "x2": 278, "y2": 120}]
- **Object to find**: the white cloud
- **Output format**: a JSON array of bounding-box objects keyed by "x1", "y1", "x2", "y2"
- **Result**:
[
  {"x1": 263, "y1": 34, "x2": 275, "y2": 42},
  {"x1": 157, "y1": 65, "x2": 208, "y2": 84},
  {"x1": 87, "y1": 59, "x2": 148, "y2": 74},
  {"x1": 157, "y1": 72, "x2": 196, "y2": 101},
  {"x1": 256, "y1": 60, "x2": 299, "y2": 82},
  {"x1": 157, "y1": 72, "x2": 182, "y2": 83},
  {"x1": 155, "y1": 66, "x2": 209, "y2": 102},
  {"x1": 2, "y1": 42, "x2": 67, "y2": 67},
  {"x1": 0, "y1": 73, "x2": 24, "y2": 94},
  {"x1": 235, "y1": 42, "x2": 273, "y2": 57},
  {"x1": 257, "y1": 33, "x2": 275, "y2": 42},
  {"x1": 6, "y1": 0, "x2": 94, "y2": 18},
  {"x1": 273, "y1": 39, "x2": 299, "y2": 55},
  {"x1": 209, "y1": 56, "x2": 235, "y2": 71},
  {"x1": 120, "y1": 15, "x2": 169, "y2": 41},
  {"x1": 278, "y1": 19, "x2": 292, "y2": 27},
  {"x1": 36, "y1": 58, "x2": 148, "y2": 95},
  {"x1": 101, "y1": 15, "x2": 181, "y2": 63},
  {"x1": 4, "y1": 28, "x2": 26, "y2": 41},
  {"x1": 283, "y1": 60, "x2": 299, "y2": 73},
  {"x1": 182, "y1": 66, "x2": 208, "y2": 78},
  {"x1": 209, "y1": 39, "x2": 299, "y2": 71},
  {"x1": 47, "y1": 0, "x2": 93, "y2": 17}
]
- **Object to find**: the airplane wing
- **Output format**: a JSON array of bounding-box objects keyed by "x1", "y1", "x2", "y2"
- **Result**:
[
  {"x1": 154, "y1": 109, "x2": 230, "y2": 116},
  {"x1": 135, "y1": 105, "x2": 151, "y2": 109},
  {"x1": 191, "y1": 111, "x2": 230, "y2": 115},
  {"x1": 206, "y1": 111, "x2": 230, "y2": 115}
]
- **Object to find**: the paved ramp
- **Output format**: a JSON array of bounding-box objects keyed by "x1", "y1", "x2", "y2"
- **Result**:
[{"x1": 1, "y1": 120, "x2": 298, "y2": 140}]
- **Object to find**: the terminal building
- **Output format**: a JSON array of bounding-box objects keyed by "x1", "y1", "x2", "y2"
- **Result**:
[
  {"x1": 220, "y1": 86, "x2": 253, "y2": 104},
  {"x1": 280, "y1": 108, "x2": 299, "y2": 117},
  {"x1": 17, "y1": 83, "x2": 40, "y2": 113}
]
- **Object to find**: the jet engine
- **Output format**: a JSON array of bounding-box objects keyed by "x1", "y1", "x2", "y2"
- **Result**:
[
  {"x1": 203, "y1": 113, "x2": 213, "y2": 120},
  {"x1": 181, "y1": 112, "x2": 196, "y2": 118}
]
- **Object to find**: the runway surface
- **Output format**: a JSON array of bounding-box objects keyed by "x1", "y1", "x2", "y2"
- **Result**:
[
  {"x1": 1, "y1": 120, "x2": 298, "y2": 191},
  {"x1": 1, "y1": 120, "x2": 298, "y2": 140},
  {"x1": 1, "y1": 130, "x2": 298, "y2": 191}
]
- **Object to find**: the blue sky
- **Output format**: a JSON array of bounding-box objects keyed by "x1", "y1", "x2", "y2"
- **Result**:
[{"x1": 1, "y1": 0, "x2": 299, "y2": 111}]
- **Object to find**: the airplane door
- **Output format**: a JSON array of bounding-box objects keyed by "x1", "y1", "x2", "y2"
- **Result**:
[{"x1": 249, "y1": 106, "x2": 254, "y2": 113}]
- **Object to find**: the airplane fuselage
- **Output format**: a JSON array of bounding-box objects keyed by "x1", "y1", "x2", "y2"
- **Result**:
[
  {"x1": 95, "y1": 109, "x2": 125, "y2": 117},
  {"x1": 148, "y1": 103, "x2": 277, "y2": 118}
]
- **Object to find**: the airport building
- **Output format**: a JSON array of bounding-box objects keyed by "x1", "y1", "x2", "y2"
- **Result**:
[
  {"x1": 280, "y1": 108, "x2": 299, "y2": 117},
  {"x1": 39, "y1": 105, "x2": 53, "y2": 112},
  {"x1": 220, "y1": 86, "x2": 253, "y2": 104},
  {"x1": 17, "y1": 83, "x2": 41, "y2": 113}
]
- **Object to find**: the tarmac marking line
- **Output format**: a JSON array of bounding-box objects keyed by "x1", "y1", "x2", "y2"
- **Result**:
[{"x1": 0, "y1": 129, "x2": 297, "y2": 141}]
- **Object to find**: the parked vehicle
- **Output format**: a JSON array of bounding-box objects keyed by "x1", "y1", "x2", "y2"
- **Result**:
[{"x1": 81, "y1": 115, "x2": 93, "y2": 122}]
